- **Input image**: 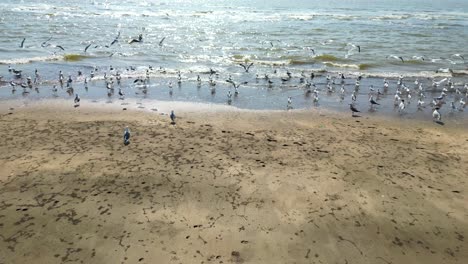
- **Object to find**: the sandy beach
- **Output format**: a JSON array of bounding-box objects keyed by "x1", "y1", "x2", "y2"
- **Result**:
[{"x1": 0, "y1": 102, "x2": 467, "y2": 264}]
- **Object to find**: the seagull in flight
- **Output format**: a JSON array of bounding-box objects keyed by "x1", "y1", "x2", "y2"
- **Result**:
[
  {"x1": 41, "y1": 37, "x2": 52, "y2": 48},
  {"x1": 387, "y1": 55, "x2": 404, "y2": 62},
  {"x1": 451, "y1": 54, "x2": 465, "y2": 62},
  {"x1": 84, "y1": 43, "x2": 92, "y2": 53},
  {"x1": 159, "y1": 37, "x2": 166, "y2": 47},
  {"x1": 239, "y1": 63, "x2": 254, "y2": 73},
  {"x1": 19, "y1": 38, "x2": 26, "y2": 48},
  {"x1": 347, "y1": 43, "x2": 361, "y2": 53},
  {"x1": 128, "y1": 34, "x2": 143, "y2": 44},
  {"x1": 107, "y1": 31, "x2": 121, "y2": 47}
]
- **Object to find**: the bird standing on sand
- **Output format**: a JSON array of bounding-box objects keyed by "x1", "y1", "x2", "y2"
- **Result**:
[
  {"x1": 349, "y1": 104, "x2": 360, "y2": 116},
  {"x1": 170, "y1": 110, "x2": 176, "y2": 124},
  {"x1": 123, "y1": 126, "x2": 131, "y2": 145}
]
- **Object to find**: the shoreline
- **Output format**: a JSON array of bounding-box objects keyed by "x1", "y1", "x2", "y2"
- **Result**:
[
  {"x1": 1, "y1": 97, "x2": 467, "y2": 129},
  {"x1": 0, "y1": 101, "x2": 467, "y2": 263}
]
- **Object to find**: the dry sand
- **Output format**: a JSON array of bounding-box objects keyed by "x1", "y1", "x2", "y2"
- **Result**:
[{"x1": 0, "y1": 102, "x2": 467, "y2": 264}]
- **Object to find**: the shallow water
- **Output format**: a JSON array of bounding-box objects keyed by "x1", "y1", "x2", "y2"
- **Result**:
[{"x1": 0, "y1": 0, "x2": 467, "y2": 121}]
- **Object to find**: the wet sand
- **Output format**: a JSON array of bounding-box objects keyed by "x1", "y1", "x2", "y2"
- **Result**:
[{"x1": 0, "y1": 102, "x2": 467, "y2": 264}]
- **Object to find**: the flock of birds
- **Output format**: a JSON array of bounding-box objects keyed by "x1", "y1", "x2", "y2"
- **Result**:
[
  {"x1": 1, "y1": 34, "x2": 467, "y2": 124},
  {"x1": 2, "y1": 61, "x2": 466, "y2": 124}
]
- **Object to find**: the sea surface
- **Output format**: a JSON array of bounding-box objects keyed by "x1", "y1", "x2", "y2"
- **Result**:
[{"x1": 0, "y1": 0, "x2": 467, "y2": 120}]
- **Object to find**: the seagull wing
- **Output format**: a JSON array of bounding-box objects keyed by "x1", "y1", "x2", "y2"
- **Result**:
[
  {"x1": 20, "y1": 38, "x2": 25, "y2": 48},
  {"x1": 84, "y1": 43, "x2": 92, "y2": 53},
  {"x1": 159, "y1": 37, "x2": 166, "y2": 47}
]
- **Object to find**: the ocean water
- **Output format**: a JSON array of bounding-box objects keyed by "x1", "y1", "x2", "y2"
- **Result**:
[{"x1": 0, "y1": 0, "x2": 467, "y2": 119}]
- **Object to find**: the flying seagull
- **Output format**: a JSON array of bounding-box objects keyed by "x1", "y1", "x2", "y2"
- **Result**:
[
  {"x1": 41, "y1": 37, "x2": 52, "y2": 47},
  {"x1": 451, "y1": 54, "x2": 465, "y2": 61},
  {"x1": 128, "y1": 34, "x2": 143, "y2": 44},
  {"x1": 108, "y1": 31, "x2": 121, "y2": 47},
  {"x1": 387, "y1": 55, "x2": 404, "y2": 62},
  {"x1": 19, "y1": 38, "x2": 25, "y2": 48},
  {"x1": 159, "y1": 37, "x2": 166, "y2": 47},
  {"x1": 239, "y1": 63, "x2": 254, "y2": 73},
  {"x1": 84, "y1": 43, "x2": 92, "y2": 53}
]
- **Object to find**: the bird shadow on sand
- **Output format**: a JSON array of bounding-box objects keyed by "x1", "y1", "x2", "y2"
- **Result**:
[
  {"x1": 170, "y1": 121, "x2": 176, "y2": 125},
  {"x1": 434, "y1": 120, "x2": 445, "y2": 126},
  {"x1": 352, "y1": 115, "x2": 361, "y2": 118}
]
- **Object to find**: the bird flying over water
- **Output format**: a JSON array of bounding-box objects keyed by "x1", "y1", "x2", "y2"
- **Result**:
[
  {"x1": 19, "y1": 38, "x2": 25, "y2": 48},
  {"x1": 387, "y1": 55, "x2": 404, "y2": 62},
  {"x1": 108, "y1": 31, "x2": 121, "y2": 47},
  {"x1": 41, "y1": 37, "x2": 52, "y2": 47},
  {"x1": 84, "y1": 43, "x2": 92, "y2": 53},
  {"x1": 239, "y1": 63, "x2": 254, "y2": 73},
  {"x1": 128, "y1": 34, "x2": 143, "y2": 44},
  {"x1": 159, "y1": 37, "x2": 166, "y2": 47}
]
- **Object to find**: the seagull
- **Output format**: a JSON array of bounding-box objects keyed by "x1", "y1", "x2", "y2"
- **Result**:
[
  {"x1": 239, "y1": 63, "x2": 254, "y2": 73},
  {"x1": 398, "y1": 99, "x2": 406, "y2": 113},
  {"x1": 128, "y1": 34, "x2": 143, "y2": 44},
  {"x1": 432, "y1": 108, "x2": 441, "y2": 121},
  {"x1": 349, "y1": 104, "x2": 360, "y2": 116},
  {"x1": 351, "y1": 91, "x2": 357, "y2": 102},
  {"x1": 84, "y1": 43, "x2": 92, "y2": 53},
  {"x1": 118, "y1": 88, "x2": 124, "y2": 99},
  {"x1": 41, "y1": 36, "x2": 52, "y2": 47},
  {"x1": 287, "y1": 96, "x2": 292, "y2": 110},
  {"x1": 313, "y1": 93, "x2": 319, "y2": 104},
  {"x1": 412, "y1": 56, "x2": 425, "y2": 61},
  {"x1": 55, "y1": 45, "x2": 65, "y2": 51},
  {"x1": 417, "y1": 99, "x2": 425, "y2": 110},
  {"x1": 67, "y1": 75, "x2": 73, "y2": 87},
  {"x1": 170, "y1": 110, "x2": 176, "y2": 124},
  {"x1": 345, "y1": 43, "x2": 360, "y2": 58},
  {"x1": 19, "y1": 38, "x2": 25, "y2": 48},
  {"x1": 451, "y1": 54, "x2": 465, "y2": 61},
  {"x1": 74, "y1": 94, "x2": 80, "y2": 106},
  {"x1": 123, "y1": 126, "x2": 131, "y2": 145},
  {"x1": 387, "y1": 55, "x2": 405, "y2": 62},
  {"x1": 369, "y1": 95, "x2": 380, "y2": 106},
  {"x1": 107, "y1": 31, "x2": 120, "y2": 47},
  {"x1": 459, "y1": 98, "x2": 466, "y2": 110},
  {"x1": 158, "y1": 37, "x2": 166, "y2": 47},
  {"x1": 450, "y1": 101, "x2": 456, "y2": 112},
  {"x1": 347, "y1": 43, "x2": 361, "y2": 53},
  {"x1": 305, "y1": 47, "x2": 315, "y2": 55}
]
